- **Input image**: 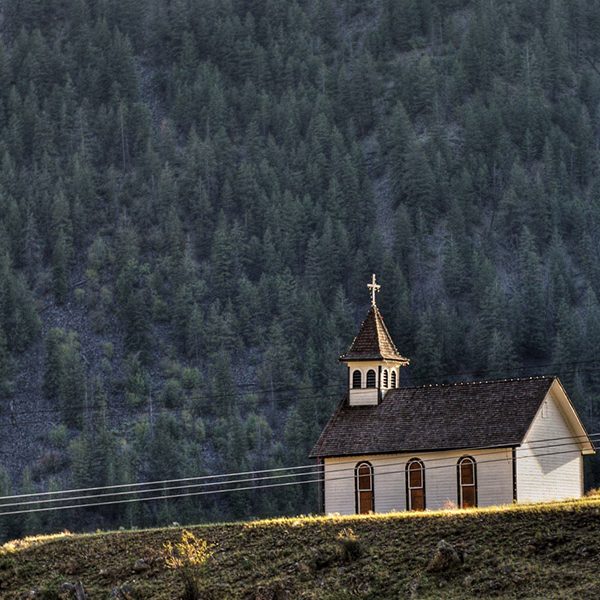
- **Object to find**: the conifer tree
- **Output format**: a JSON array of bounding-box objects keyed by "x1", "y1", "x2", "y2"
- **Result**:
[{"x1": 412, "y1": 310, "x2": 443, "y2": 383}]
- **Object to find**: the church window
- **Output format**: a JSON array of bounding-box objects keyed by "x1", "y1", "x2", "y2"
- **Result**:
[
  {"x1": 391, "y1": 370, "x2": 397, "y2": 388},
  {"x1": 406, "y1": 459, "x2": 425, "y2": 511},
  {"x1": 352, "y1": 370, "x2": 362, "y2": 389},
  {"x1": 355, "y1": 462, "x2": 374, "y2": 514},
  {"x1": 458, "y1": 457, "x2": 477, "y2": 508},
  {"x1": 383, "y1": 369, "x2": 389, "y2": 388},
  {"x1": 366, "y1": 370, "x2": 376, "y2": 388}
]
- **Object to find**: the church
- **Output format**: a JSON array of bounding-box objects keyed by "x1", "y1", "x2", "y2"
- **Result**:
[{"x1": 310, "y1": 275, "x2": 595, "y2": 514}]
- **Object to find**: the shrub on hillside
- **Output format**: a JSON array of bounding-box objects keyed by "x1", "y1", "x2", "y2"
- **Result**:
[
  {"x1": 163, "y1": 530, "x2": 213, "y2": 600},
  {"x1": 336, "y1": 528, "x2": 362, "y2": 562}
]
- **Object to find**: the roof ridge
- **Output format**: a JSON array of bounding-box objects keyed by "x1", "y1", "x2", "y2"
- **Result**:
[
  {"x1": 397, "y1": 375, "x2": 556, "y2": 390},
  {"x1": 373, "y1": 305, "x2": 401, "y2": 356}
]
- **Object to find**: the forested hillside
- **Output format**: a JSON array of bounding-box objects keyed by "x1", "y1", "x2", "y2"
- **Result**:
[{"x1": 2, "y1": 0, "x2": 600, "y2": 540}]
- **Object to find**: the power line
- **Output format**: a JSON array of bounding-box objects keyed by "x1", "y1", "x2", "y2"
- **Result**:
[
  {"x1": 1, "y1": 436, "x2": 595, "y2": 509},
  {"x1": 0, "y1": 444, "x2": 595, "y2": 517},
  {"x1": 0, "y1": 465, "x2": 320, "y2": 504},
  {"x1": 0, "y1": 469, "x2": 322, "y2": 509},
  {"x1": 0, "y1": 435, "x2": 596, "y2": 510},
  {"x1": 0, "y1": 429, "x2": 596, "y2": 503}
]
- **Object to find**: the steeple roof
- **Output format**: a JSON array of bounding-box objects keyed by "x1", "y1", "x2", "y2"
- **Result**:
[{"x1": 340, "y1": 305, "x2": 409, "y2": 363}]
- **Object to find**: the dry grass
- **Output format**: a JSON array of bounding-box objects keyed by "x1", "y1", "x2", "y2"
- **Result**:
[{"x1": 2, "y1": 498, "x2": 600, "y2": 598}]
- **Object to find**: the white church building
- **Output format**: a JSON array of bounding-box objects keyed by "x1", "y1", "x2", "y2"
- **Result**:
[{"x1": 310, "y1": 276, "x2": 595, "y2": 514}]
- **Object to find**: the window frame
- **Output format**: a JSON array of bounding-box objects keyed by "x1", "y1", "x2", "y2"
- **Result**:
[
  {"x1": 352, "y1": 369, "x2": 362, "y2": 389},
  {"x1": 391, "y1": 370, "x2": 397, "y2": 388},
  {"x1": 457, "y1": 456, "x2": 477, "y2": 508},
  {"x1": 366, "y1": 369, "x2": 376, "y2": 388},
  {"x1": 355, "y1": 461, "x2": 374, "y2": 514},
  {"x1": 383, "y1": 369, "x2": 389, "y2": 388},
  {"x1": 406, "y1": 458, "x2": 426, "y2": 511}
]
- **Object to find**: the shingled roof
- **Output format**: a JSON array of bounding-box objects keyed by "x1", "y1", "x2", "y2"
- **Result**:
[
  {"x1": 310, "y1": 377, "x2": 572, "y2": 458},
  {"x1": 340, "y1": 305, "x2": 409, "y2": 363}
]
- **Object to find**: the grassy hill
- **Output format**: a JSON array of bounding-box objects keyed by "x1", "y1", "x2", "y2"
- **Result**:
[{"x1": 2, "y1": 498, "x2": 600, "y2": 599}]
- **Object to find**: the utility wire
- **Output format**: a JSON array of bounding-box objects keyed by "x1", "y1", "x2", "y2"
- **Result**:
[
  {"x1": 0, "y1": 435, "x2": 596, "y2": 509},
  {"x1": 0, "y1": 444, "x2": 595, "y2": 517},
  {"x1": 0, "y1": 429, "x2": 596, "y2": 502}
]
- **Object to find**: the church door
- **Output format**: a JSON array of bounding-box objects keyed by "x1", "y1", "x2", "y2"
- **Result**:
[{"x1": 355, "y1": 462, "x2": 374, "y2": 514}]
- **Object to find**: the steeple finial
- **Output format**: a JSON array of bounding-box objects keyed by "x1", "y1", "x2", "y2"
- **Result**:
[{"x1": 367, "y1": 273, "x2": 380, "y2": 307}]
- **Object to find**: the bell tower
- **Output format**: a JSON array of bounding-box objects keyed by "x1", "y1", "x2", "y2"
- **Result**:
[{"x1": 340, "y1": 274, "x2": 409, "y2": 406}]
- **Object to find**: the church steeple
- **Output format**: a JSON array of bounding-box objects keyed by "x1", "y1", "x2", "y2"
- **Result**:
[{"x1": 340, "y1": 275, "x2": 409, "y2": 406}]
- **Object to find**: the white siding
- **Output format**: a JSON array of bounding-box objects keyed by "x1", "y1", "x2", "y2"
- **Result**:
[
  {"x1": 349, "y1": 388, "x2": 379, "y2": 406},
  {"x1": 324, "y1": 447, "x2": 514, "y2": 515},
  {"x1": 516, "y1": 390, "x2": 583, "y2": 502}
]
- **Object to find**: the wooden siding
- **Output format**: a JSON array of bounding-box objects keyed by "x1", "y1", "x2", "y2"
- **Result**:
[
  {"x1": 349, "y1": 388, "x2": 379, "y2": 406},
  {"x1": 516, "y1": 390, "x2": 583, "y2": 502},
  {"x1": 323, "y1": 447, "x2": 513, "y2": 515}
]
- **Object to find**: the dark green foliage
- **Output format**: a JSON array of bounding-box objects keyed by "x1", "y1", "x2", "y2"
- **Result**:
[
  {"x1": 1, "y1": 0, "x2": 600, "y2": 540},
  {"x1": 43, "y1": 329, "x2": 86, "y2": 427},
  {"x1": 0, "y1": 328, "x2": 11, "y2": 397}
]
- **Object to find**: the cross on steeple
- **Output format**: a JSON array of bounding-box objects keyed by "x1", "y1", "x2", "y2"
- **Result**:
[{"x1": 367, "y1": 273, "x2": 380, "y2": 307}]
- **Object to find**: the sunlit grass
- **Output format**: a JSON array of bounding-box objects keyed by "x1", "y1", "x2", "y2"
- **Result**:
[
  {"x1": 240, "y1": 495, "x2": 600, "y2": 529},
  {"x1": 2, "y1": 497, "x2": 600, "y2": 599},
  {"x1": 3, "y1": 495, "x2": 599, "y2": 554},
  {"x1": 0, "y1": 530, "x2": 74, "y2": 554}
]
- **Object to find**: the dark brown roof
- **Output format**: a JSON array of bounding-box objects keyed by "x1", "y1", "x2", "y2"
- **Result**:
[
  {"x1": 340, "y1": 305, "x2": 409, "y2": 363},
  {"x1": 310, "y1": 377, "x2": 556, "y2": 458}
]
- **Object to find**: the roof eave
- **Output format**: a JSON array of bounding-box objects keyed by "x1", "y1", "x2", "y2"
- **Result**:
[
  {"x1": 312, "y1": 441, "x2": 522, "y2": 460},
  {"x1": 339, "y1": 354, "x2": 410, "y2": 363}
]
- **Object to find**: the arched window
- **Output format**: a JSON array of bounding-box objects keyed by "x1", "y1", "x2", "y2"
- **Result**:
[
  {"x1": 366, "y1": 369, "x2": 376, "y2": 388},
  {"x1": 355, "y1": 462, "x2": 374, "y2": 514},
  {"x1": 383, "y1": 369, "x2": 389, "y2": 388},
  {"x1": 406, "y1": 459, "x2": 425, "y2": 511},
  {"x1": 391, "y1": 370, "x2": 397, "y2": 388},
  {"x1": 352, "y1": 370, "x2": 362, "y2": 389},
  {"x1": 457, "y1": 456, "x2": 477, "y2": 508}
]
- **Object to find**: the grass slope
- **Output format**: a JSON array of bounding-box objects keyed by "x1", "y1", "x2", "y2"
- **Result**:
[{"x1": 2, "y1": 499, "x2": 600, "y2": 599}]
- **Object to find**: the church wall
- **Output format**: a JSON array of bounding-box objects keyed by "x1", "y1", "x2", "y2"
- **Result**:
[
  {"x1": 323, "y1": 447, "x2": 514, "y2": 515},
  {"x1": 516, "y1": 389, "x2": 583, "y2": 503}
]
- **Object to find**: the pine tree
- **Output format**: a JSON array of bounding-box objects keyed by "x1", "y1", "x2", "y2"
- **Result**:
[
  {"x1": 0, "y1": 466, "x2": 14, "y2": 541},
  {"x1": 52, "y1": 229, "x2": 69, "y2": 304},
  {"x1": 487, "y1": 329, "x2": 518, "y2": 376},
  {"x1": 116, "y1": 260, "x2": 152, "y2": 359},
  {"x1": 210, "y1": 212, "x2": 236, "y2": 299},
  {"x1": 412, "y1": 310, "x2": 443, "y2": 383},
  {"x1": 0, "y1": 328, "x2": 11, "y2": 397},
  {"x1": 402, "y1": 138, "x2": 436, "y2": 215},
  {"x1": 387, "y1": 101, "x2": 414, "y2": 205},
  {"x1": 21, "y1": 467, "x2": 41, "y2": 535},
  {"x1": 514, "y1": 227, "x2": 548, "y2": 358}
]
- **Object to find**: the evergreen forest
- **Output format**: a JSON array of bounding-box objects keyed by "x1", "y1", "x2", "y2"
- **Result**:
[{"x1": 2, "y1": 0, "x2": 600, "y2": 539}]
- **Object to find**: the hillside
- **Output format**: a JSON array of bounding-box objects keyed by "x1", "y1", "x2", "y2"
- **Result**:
[
  {"x1": 3, "y1": 0, "x2": 600, "y2": 540},
  {"x1": 2, "y1": 498, "x2": 600, "y2": 599}
]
